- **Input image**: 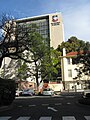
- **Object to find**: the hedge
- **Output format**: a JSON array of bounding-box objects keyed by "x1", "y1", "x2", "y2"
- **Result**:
[{"x1": 0, "y1": 77, "x2": 16, "y2": 106}]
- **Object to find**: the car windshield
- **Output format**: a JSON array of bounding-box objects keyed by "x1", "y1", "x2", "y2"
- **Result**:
[
  {"x1": 23, "y1": 89, "x2": 29, "y2": 92},
  {"x1": 43, "y1": 88, "x2": 52, "y2": 91}
]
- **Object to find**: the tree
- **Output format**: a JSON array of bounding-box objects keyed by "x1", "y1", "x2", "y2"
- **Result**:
[
  {"x1": 23, "y1": 31, "x2": 50, "y2": 86},
  {"x1": 48, "y1": 48, "x2": 61, "y2": 82},
  {"x1": 74, "y1": 45, "x2": 90, "y2": 81},
  {"x1": 0, "y1": 14, "x2": 30, "y2": 68},
  {"x1": 15, "y1": 33, "x2": 61, "y2": 86},
  {"x1": 57, "y1": 36, "x2": 88, "y2": 54}
]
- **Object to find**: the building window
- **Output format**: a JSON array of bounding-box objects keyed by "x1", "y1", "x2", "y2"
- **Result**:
[
  {"x1": 67, "y1": 58, "x2": 70, "y2": 64},
  {"x1": 68, "y1": 69, "x2": 72, "y2": 77}
]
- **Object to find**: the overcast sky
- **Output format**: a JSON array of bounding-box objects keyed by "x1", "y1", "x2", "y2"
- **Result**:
[{"x1": 0, "y1": 0, "x2": 90, "y2": 42}]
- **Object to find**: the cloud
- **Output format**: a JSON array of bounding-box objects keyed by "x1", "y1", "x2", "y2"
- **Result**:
[
  {"x1": 63, "y1": 3, "x2": 90, "y2": 41},
  {"x1": 38, "y1": 0, "x2": 90, "y2": 42}
]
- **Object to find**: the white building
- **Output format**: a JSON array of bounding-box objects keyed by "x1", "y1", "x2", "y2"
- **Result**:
[{"x1": 61, "y1": 49, "x2": 90, "y2": 91}]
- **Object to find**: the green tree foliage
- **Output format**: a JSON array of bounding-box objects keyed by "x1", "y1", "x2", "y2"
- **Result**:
[
  {"x1": 41, "y1": 48, "x2": 61, "y2": 82},
  {"x1": 57, "y1": 36, "x2": 87, "y2": 54},
  {"x1": 26, "y1": 32, "x2": 50, "y2": 86},
  {"x1": 74, "y1": 46, "x2": 90, "y2": 79},
  {"x1": 16, "y1": 31, "x2": 61, "y2": 85}
]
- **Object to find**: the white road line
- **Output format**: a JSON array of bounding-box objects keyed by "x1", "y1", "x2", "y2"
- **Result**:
[
  {"x1": 28, "y1": 104, "x2": 36, "y2": 107},
  {"x1": 84, "y1": 116, "x2": 90, "y2": 120},
  {"x1": 55, "y1": 103, "x2": 62, "y2": 105},
  {"x1": 0, "y1": 116, "x2": 11, "y2": 120},
  {"x1": 0, "y1": 115, "x2": 90, "y2": 120},
  {"x1": 17, "y1": 117, "x2": 30, "y2": 120},
  {"x1": 42, "y1": 104, "x2": 49, "y2": 106},
  {"x1": 18, "y1": 105, "x2": 23, "y2": 107},
  {"x1": 67, "y1": 102, "x2": 71, "y2": 105},
  {"x1": 62, "y1": 116, "x2": 76, "y2": 120},
  {"x1": 48, "y1": 107, "x2": 57, "y2": 112},
  {"x1": 39, "y1": 117, "x2": 52, "y2": 120}
]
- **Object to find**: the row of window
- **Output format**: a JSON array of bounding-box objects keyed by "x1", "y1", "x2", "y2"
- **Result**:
[{"x1": 17, "y1": 19, "x2": 49, "y2": 38}]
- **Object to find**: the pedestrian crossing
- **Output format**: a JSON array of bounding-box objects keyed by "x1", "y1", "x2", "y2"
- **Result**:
[{"x1": 0, "y1": 116, "x2": 90, "y2": 120}]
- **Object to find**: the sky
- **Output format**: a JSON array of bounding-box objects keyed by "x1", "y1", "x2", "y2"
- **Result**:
[{"x1": 0, "y1": 0, "x2": 90, "y2": 42}]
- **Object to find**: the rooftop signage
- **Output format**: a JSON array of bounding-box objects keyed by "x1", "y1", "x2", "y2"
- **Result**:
[{"x1": 51, "y1": 15, "x2": 60, "y2": 26}]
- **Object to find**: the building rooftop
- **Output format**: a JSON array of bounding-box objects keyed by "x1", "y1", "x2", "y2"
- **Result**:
[
  {"x1": 66, "y1": 51, "x2": 89, "y2": 57},
  {"x1": 16, "y1": 12, "x2": 61, "y2": 23}
]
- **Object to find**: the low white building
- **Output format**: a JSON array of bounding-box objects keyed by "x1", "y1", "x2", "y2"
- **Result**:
[{"x1": 61, "y1": 48, "x2": 90, "y2": 91}]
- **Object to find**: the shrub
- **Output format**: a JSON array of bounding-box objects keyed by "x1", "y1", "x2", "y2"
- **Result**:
[{"x1": 0, "y1": 78, "x2": 16, "y2": 105}]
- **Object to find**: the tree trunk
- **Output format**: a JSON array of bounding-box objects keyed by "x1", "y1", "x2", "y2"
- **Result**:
[
  {"x1": 35, "y1": 61, "x2": 39, "y2": 88},
  {"x1": 0, "y1": 57, "x2": 3, "y2": 68}
]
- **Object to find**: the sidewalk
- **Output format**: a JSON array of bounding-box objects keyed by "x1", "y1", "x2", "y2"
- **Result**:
[{"x1": 60, "y1": 90, "x2": 83, "y2": 96}]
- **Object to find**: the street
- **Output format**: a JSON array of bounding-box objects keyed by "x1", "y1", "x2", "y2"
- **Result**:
[{"x1": 0, "y1": 94, "x2": 90, "y2": 120}]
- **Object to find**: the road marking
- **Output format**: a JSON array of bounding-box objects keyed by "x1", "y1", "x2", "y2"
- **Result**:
[
  {"x1": 39, "y1": 117, "x2": 52, "y2": 120},
  {"x1": 42, "y1": 104, "x2": 49, "y2": 106},
  {"x1": 84, "y1": 116, "x2": 90, "y2": 120},
  {"x1": 0, "y1": 115, "x2": 90, "y2": 120},
  {"x1": 18, "y1": 105, "x2": 23, "y2": 107},
  {"x1": 28, "y1": 104, "x2": 36, "y2": 107},
  {"x1": 48, "y1": 107, "x2": 57, "y2": 112},
  {"x1": 67, "y1": 102, "x2": 71, "y2": 105},
  {"x1": 62, "y1": 116, "x2": 76, "y2": 120},
  {"x1": 0, "y1": 117, "x2": 11, "y2": 120},
  {"x1": 55, "y1": 103, "x2": 62, "y2": 105},
  {"x1": 17, "y1": 117, "x2": 30, "y2": 120}
]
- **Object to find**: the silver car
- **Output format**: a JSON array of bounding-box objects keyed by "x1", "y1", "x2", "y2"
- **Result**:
[
  {"x1": 21, "y1": 89, "x2": 35, "y2": 96},
  {"x1": 42, "y1": 88, "x2": 54, "y2": 96}
]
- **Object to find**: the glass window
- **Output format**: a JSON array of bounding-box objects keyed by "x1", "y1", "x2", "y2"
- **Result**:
[
  {"x1": 67, "y1": 58, "x2": 70, "y2": 64},
  {"x1": 68, "y1": 69, "x2": 72, "y2": 77}
]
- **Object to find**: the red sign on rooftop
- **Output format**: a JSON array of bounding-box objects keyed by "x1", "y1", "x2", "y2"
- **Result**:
[{"x1": 52, "y1": 15, "x2": 58, "y2": 22}]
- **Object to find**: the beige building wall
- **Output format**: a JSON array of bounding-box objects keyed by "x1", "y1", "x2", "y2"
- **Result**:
[{"x1": 49, "y1": 13, "x2": 64, "y2": 49}]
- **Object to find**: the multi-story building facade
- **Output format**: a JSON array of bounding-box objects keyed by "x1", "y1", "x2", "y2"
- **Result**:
[{"x1": 16, "y1": 12, "x2": 64, "y2": 49}]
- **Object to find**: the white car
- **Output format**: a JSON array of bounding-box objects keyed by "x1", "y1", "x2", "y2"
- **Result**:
[
  {"x1": 42, "y1": 88, "x2": 54, "y2": 96},
  {"x1": 21, "y1": 89, "x2": 35, "y2": 96}
]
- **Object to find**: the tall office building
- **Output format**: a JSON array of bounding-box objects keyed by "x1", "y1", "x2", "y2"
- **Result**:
[{"x1": 16, "y1": 12, "x2": 64, "y2": 49}]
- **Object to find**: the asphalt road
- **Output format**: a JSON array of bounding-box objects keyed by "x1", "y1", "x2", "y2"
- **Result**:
[{"x1": 0, "y1": 94, "x2": 90, "y2": 120}]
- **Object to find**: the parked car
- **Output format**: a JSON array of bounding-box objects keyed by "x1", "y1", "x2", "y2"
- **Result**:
[
  {"x1": 42, "y1": 88, "x2": 54, "y2": 96},
  {"x1": 21, "y1": 89, "x2": 35, "y2": 96}
]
